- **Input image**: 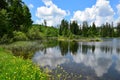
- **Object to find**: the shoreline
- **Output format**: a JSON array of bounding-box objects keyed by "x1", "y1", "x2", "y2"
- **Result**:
[{"x1": 58, "y1": 37, "x2": 102, "y2": 42}]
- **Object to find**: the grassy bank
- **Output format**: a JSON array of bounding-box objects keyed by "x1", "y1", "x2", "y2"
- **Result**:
[
  {"x1": 0, "y1": 48, "x2": 49, "y2": 80},
  {"x1": 58, "y1": 36, "x2": 102, "y2": 42}
]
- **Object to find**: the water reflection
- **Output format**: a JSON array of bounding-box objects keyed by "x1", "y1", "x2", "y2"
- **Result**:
[
  {"x1": 32, "y1": 47, "x2": 69, "y2": 69},
  {"x1": 32, "y1": 39, "x2": 120, "y2": 79},
  {"x1": 69, "y1": 41, "x2": 79, "y2": 55},
  {"x1": 59, "y1": 41, "x2": 79, "y2": 55},
  {"x1": 72, "y1": 49, "x2": 113, "y2": 77},
  {"x1": 59, "y1": 41, "x2": 69, "y2": 56}
]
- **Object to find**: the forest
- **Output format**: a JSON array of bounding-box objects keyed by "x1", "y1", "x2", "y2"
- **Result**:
[{"x1": 1, "y1": 0, "x2": 120, "y2": 44}]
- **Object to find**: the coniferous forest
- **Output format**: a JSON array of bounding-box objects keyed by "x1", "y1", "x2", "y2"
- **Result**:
[{"x1": 1, "y1": 0, "x2": 120, "y2": 43}]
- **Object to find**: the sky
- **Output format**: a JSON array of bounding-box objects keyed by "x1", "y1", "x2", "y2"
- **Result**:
[{"x1": 23, "y1": 0, "x2": 120, "y2": 26}]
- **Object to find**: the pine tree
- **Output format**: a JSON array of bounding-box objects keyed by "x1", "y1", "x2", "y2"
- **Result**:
[
  {"x1": 59, "y1": 19, "x2": 69, "y2": 36},
  {"x1": 82, "y1": 21, "x2": 89, "y2": 37},
  {"x1": 116, "y1": 22, "x2": 120, "y2": 37},
  {"x1": 70, "y1": 21, "x2": 79, "y2": 35}
]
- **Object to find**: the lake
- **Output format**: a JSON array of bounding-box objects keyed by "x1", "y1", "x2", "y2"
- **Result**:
[{"x1": 3, "y1": 38, "x2": 120, "y2": 80}]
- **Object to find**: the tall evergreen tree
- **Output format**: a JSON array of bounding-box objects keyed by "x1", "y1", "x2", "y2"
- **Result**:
[
  {"x1": 116, "y1": 22, "x2": 120, "y2": 37},
  {"x1": 88, "y1": 22, "x2": 98, "y2": 37},
  {"x1": 70, "y1": 21, "x2": 79, "y2": 35},
  {"x1": 82, "y1": 21, "x2": 89, "y2": 37},
  {"x1": 22, "y1": 5, "x2": 33, "y2": 32},
  {"x1": 0, "y1": 0, "x2": 32, "y2": 37},
  {"x1": 0, "y1": 9, "x2": 9, "y2": 37},
  {"x1": 8, "y1": 0, "x2": 24, "y2": 31},
  {"x1": 59, "y1": 19, "x2": 69, "y2": 36}
]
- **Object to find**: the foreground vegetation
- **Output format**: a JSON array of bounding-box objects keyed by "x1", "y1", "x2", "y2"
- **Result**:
[{"x1": 0, "y1": 48, "x2": 49, "y2": 80}]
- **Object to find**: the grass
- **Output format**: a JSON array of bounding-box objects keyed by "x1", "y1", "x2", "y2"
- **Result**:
[
  {"x1": 0, "y1": 48, "x2": 49, "y2": 80},
  {"x1": 58, "y1": 36, "x2": 102, "y2": 42}
]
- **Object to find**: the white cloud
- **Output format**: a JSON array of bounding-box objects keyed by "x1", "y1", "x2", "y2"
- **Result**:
[
  {"x1": 72, "y1": 0, "x2": 115, "y2": 26},
  {"x1": 36, "y1": 0, "x2": 69, "y2": 26},
  {"x1": 72, "y1": 47, "x2": 113, "y2": 77},
  {"x1": 117, "y1": 4, "x2": 120, "y2": 16},
  {"x1": 115, "y1": 59, "x2": 120, "y2": 72},
  {"x1": 115, "y1": 4, "x2": 120, "y2": 25},
  {"x1": 28, "y1": 4, "x2": 34, "y2": 9},
  {"x1": 32, "y1": 47, "x2": 69, "y2": 69}
]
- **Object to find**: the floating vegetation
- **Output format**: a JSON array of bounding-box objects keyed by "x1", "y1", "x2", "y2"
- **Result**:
[{"x1": 45, "y1": 65, "x2": 85, "y2": 80}]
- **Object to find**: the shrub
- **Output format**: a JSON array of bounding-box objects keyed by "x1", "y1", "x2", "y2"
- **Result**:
[
  {"x1": 13, "y1": 31, "x2": 28, "y2": 41},
  {"x1": 0, "y1": 34, "x2": 13, "y2": 44},
  {"x1": 0, "y1": 34, "x2": 9, "y2": 43},
  {"x1": 45, "y1": 27, "x2": 58, "y2": 37}
]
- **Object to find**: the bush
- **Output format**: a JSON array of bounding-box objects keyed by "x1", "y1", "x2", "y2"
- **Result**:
[
  {"x1": 0, "y1": 34, "x2": 13, "y2": 44},
  {"x1": 45, "y1": 27, "x2": 58, "y2": 37},
  {"x1": 13, "y1": 31, "x2": 28, "y2": 41},
  {"x1": 27, "y1": 27, "x2": 44, "y2": 40},
  {"x1": 0, "y1": 34, "x2": 9, "y2": 43}
]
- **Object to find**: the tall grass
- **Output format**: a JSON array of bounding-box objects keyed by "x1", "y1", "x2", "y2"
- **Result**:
[{"x1": 0, "y1": 48, "x2": 49, "y2": 80}]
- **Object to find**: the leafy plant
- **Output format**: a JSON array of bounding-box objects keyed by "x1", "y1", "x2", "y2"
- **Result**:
[
  {"x1": 13, "y1": 31, "x2": 28, "y2": 41},
  {"x1": 27, "y1": 27, "x2": 44, "y2": 40}
]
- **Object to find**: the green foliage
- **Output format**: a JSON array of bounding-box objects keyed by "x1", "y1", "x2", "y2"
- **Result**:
[
  {"x1": 22, "y1": 5, "x2": 32, "y2": 32},
  {"x1": 0, "y1": 48, "x2": 49, "y2": 80},
  {"x1": 0, "y1": 0, "x2": 7, "y2": 9},
  {"x1": 116, "y1": 22, "x2": 120, "y2": 37},
  {"x1": 82, "y1": 21, "x2": 89, "y2": 37},
  {"x1": 59, "y1": 19, "x2": 69, "y2": 36},
  {"x1": 45, "y1": 27, "x2": 58, "y2": 37},
  {"x1": 0, "y1": 0, "x2": 32, "y2": 38},
  {"x1": 0, "y1": 34, "x2": 10, "y2": 44},
  {"x1": 70, "y1": 21, "x2": 79, "y2": 35},
  {"x1": 39, "y1": 25, "x2": 47, "y2": 33},
  {"x1": 87, "y1": 22, "x2": 98, "y2": 37},
  {"x1": 13, "y1": 31, "x2": 28, "y2": 41},
  {"x1": 0, "y1": 9, "x2": 10, "y2": 37},
  {"x1": 100, "y1": 22, "x2": 115, "y2": 37},
  {"x1": 31, "y1": 25, "x2": 59, "y2": 38},
  {"x1": 27, "y1": 27, "x2": 43, "y2": 40}
]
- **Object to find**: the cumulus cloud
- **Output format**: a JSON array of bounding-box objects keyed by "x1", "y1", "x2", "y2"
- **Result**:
[
  {"x1": 28, "y1": 4, "x2": 34, "y2": 9},
  {"x1": 115, "y1": 4, "x2": 120, "y2": 25},
  {"x1": 72, "y1": 0, "x2": 115, "y2": 26},
  {"x1": 117, "y1": 4, "x2": 120, "y2": 16},
  {"x1": 36, "y1": 0, "x2": 69, "y2": 26}
]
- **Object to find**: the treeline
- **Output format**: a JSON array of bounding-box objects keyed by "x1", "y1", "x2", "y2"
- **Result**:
[
  {"x1": 1, "y1": 0, "x2": 120, "y2": 43},
  {"x1": 59, "y1": 19, "x2": 120, "y2": 38},
  {"x1": 0, "y1": 0, "x2": 32, "y2": 42}
]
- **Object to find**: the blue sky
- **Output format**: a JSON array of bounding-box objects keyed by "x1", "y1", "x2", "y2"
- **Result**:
[{"x1": 23, "y1": 0, "x2": 120, "y2": 26}]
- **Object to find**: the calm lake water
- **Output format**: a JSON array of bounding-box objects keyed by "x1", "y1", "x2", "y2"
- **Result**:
[
  {"x1": 2, "y1": 38, "x2": 120, "y2": 80},
  {"x1": 32, "y1": 38, "x2": 120, "y2": 80}
]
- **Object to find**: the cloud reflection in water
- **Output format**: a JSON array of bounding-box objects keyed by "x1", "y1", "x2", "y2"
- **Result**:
[
  {"x1": 32, "y1": 47, "x2": 69, "y2": 69},
  {"x1": 32, "y1": 40, "x2": 120, "y2": 78}
]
